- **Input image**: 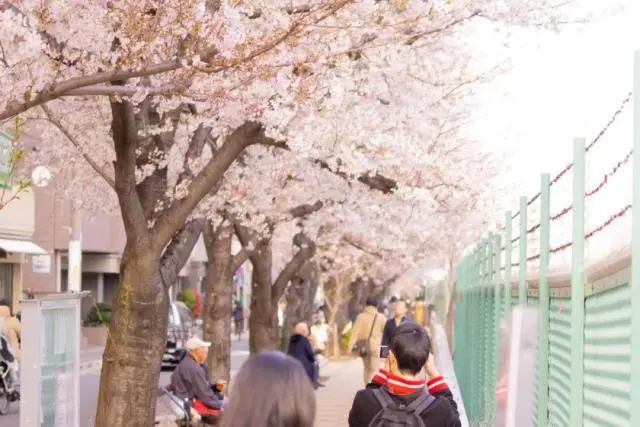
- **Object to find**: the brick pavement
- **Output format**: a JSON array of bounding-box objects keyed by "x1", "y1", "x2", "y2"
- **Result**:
[{"x1": 315, "y1": 358, "x2": 364, "y2": 426}]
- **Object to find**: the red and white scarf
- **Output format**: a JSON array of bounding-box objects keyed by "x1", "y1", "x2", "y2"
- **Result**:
[{"x1": 372, "y1": 369, "x2": 449, "y2": 396}]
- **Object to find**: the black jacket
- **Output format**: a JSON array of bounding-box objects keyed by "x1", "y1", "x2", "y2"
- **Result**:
[
  {"x1": 381, "y1": 316, "x2": 409, "y2": 347},
  {"x1": 348, "y1": 380, "x2": 461, "y2": 427},
  {"x1": 287, "y1": 334, "x2": 316, "y2": 383}
]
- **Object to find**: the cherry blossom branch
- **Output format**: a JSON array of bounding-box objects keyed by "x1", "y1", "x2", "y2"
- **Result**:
[
  {"x1": 152, "y1": 121, "x2": 286, "y2": 250},
  {"x1": 110, "y1": 100, "x2": 148, "y2": 237},
  {"x1": 0, "y1": 45, "x2": 218, "y2": 122},
  {"x1": 341, "y1": 235, "x2": 383, "y2": 259},
  {"x1": 273, "y1": 232, "x2": 317, "y2": 303},
  {"x1": 40, "y1": 105, "x2": 116, "y2": 189}
]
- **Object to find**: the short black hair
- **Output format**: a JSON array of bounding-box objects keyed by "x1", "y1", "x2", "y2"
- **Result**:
[
  {"x1": 365, "y1": 297, "x2": 378, "y2": 307},
  {"x1": 389, "y1": 296, "x2": 398, "y2": 303},
  {"x1": 390, "y1": 321, "x2": 430, "y2": 375}
]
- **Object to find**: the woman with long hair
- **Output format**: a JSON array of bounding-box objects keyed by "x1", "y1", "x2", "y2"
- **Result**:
[{"x1": 222, "y1": 352, "x2": 316, "y2": 427}]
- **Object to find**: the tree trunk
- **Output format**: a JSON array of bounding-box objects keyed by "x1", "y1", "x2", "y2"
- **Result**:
[
  {"x1": 280, "y1": 261, "x2": 317, "y2": 351},
  {"x1": 249, "y1": 242, "x2": 277, "y2": 353},
  {"x1": 202, "y1": 222, "x2": 235, "y2": 382},
  {"x1": 95, "y1": 247, "x2": 168, "y2": 427}
]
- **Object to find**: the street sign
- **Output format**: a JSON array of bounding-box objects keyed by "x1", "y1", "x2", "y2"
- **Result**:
[
  {"x1": 32, "y1": 254, "x2": 51, "y2": 274},
  {"x1": 20, "y1": 292, "x2": 89, "y2": 427}
]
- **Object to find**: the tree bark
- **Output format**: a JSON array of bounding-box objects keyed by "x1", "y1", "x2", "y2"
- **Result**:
[
  {"x1": 280, "y1": 261, "x2": 318, "y2": 351},
  {"x1": 201, "y1": 221, "x2": 235, "y2": 382},
  {"x1": 95, "y1": 245, "x2": 168, "y2": 427},
  {"x1": 248, "y1": 240, "x2": 278, "y2": 353}
]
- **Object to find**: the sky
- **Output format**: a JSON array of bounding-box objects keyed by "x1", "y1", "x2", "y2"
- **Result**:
[{"x1": 461, "y1": 0, "x2": 640, "y2": 269}]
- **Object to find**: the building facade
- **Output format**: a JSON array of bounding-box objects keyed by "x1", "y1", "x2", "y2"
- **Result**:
[{"x1": 22, "y1": 178, "x2": 207, "y2": 321}]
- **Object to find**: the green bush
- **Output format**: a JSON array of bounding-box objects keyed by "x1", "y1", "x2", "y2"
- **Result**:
[
  {"x1": 84, "y1": 302, "x2": 112, "y2": 327},
  {"x1": 177, "y1": 289, "x2": 196, "y2": 312}
]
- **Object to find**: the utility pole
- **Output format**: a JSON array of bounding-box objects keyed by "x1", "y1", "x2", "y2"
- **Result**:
[{"x1": 68, "y1": 200, "x2": 82, "y2": 292}]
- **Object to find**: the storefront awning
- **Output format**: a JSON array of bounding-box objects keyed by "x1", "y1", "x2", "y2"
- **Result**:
[{"x1": 0, "y1": 238, "x2": 47, "y2": 255}]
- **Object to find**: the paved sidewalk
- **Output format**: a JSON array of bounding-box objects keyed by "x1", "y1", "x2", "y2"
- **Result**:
[
  {"x1": 432, "y1": 324, "x2": 470, "y2": 427},
  {"x1": 315, "y1": 358, "x2": 364, "y2": 426}
]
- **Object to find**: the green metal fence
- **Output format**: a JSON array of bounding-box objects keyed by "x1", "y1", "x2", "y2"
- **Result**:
[{"x1": 453, "y1": 50, "x2": 640, "y2": 427}]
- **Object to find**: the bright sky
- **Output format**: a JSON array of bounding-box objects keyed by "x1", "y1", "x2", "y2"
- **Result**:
[{"x1": 465, "y1": 0, "x2": 640, "y2": 268}]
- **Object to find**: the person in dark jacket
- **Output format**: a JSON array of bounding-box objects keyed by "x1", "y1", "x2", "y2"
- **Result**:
[
  {"x1": 170, "y1": 337, "x2": 225, "y2": 421},
  {"x1": 381, "y1": 299, "x2": 409, "y2": 347},
  {"x1": 348, "y1": 322, "x2": 461, "y2": 427},
  {"x1": 287, "y1": 322, "x2": 323, "y2": 389}
]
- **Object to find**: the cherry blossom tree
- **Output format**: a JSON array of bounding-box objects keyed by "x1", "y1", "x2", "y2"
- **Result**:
[{"x1": 0, "y1": 0, "x2": 605, "y2": 425}]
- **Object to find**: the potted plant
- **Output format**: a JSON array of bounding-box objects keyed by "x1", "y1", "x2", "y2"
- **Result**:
[{"x1": 82, "y1": 301, "x2": 111, "y2": 347}]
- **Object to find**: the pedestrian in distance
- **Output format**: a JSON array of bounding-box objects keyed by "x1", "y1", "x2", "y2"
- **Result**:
[
  {"x1": 287, "y1": 322, "x2": 324, "y2": 389},
  {"x1": 381, "y1": 299, "x2": 409, "y2": 348},
  {"x1": 348, "y1": 297, "x2": 387, "y2": 385}
]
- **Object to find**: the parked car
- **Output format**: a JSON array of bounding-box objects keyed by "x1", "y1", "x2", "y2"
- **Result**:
[{"x1": 163, "y1": 301, "x2": 195, "y2": 369}]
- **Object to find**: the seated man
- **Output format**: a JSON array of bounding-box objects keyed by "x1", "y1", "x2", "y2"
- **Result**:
[
  {"x1": 348, "y1": 322, "x2": 461, "y2": 427},
  {"x1": 170, "y1": 337, "x2": 225, "y2": 423}
]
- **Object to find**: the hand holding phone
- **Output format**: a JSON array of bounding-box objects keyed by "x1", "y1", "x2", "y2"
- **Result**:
[{"x1": 379, "y1": 345, "x2": 389, "y2": 358}]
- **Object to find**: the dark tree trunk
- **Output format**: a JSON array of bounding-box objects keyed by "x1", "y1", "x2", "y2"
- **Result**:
[
  {"x1": 280, "y1": 261, "x2": 318, "y2": 351},
  {"x1": 249, "y1": 249, "x2": 278, "y2": 352},
  {"x1": 202, "y1": 222, "x2": 235, "y2": 382},
  {"x1": 245, "y1": 230, "x2": 317, "y2": 353},
  {"x1": 95, "y1": 246, "x2": 168, "y2": 426}
]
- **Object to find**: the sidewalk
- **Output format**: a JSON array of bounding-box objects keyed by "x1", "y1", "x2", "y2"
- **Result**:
[{"x1": 315, "y1": 358, "x2": 364, "y2": 426}]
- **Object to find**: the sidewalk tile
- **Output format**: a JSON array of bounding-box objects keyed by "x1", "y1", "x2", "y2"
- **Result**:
[{"x1": 315, "y1": 358, "x2": 364, "y2": 427}]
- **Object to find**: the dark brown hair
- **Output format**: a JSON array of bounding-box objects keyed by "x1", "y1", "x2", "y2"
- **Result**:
[{"x1": 222, "y1": 351, "x2": 316, "y2": 427}]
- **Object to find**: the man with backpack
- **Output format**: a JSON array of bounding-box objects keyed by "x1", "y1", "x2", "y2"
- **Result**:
[{"x1": 348, "y1": 321, "x2": 461, "y2": 427}]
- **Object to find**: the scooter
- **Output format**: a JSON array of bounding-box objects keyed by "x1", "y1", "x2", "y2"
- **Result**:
[{"x1": 0, "y1": 333, "x2": 19, "y2": 415}]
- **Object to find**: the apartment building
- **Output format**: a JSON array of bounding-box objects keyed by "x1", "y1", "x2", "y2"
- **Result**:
[{"x1": 21, "y1": 176, "x2": 207, "y2": 320}]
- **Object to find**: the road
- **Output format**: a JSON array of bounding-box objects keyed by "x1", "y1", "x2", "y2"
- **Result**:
[{"x1": 0, "y1": 338, "x2": 250, "y2": 427}]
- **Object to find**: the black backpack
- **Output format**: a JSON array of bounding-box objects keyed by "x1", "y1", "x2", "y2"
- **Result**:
[{"x1": 368, "y1": 387, "x2": 435, "y2": 427}]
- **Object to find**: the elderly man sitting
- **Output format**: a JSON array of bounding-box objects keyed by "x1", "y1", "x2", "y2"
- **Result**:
[{"x1": 169, "y1": 337, "x2": 226, "y2": 423}]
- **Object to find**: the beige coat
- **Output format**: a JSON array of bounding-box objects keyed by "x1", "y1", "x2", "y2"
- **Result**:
[
  {"x1": 0, "y1": 306, "x2": 20, "y2": 361},
  {"x1": 348, "y1": 305, "x2": 387, "y2": 354}
]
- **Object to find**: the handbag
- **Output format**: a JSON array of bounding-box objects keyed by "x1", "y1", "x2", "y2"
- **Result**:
[{"x1": 353, "y1": 313, "x2": 378, "y2": 358}]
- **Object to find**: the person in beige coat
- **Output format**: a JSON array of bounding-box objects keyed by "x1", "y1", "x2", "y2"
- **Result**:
[
  {"x1": 348, "y1": 298, "x2": 387, "y2": 385},
  {"x1": 0, "y1": 300, "x2": 20, "y2": 362}
]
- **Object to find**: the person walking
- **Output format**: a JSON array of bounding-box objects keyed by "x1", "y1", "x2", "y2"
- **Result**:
[
  {"x1": 381, "y1": 299, "x2": 409, "y2": 348},
  {"x1": 287, "y1": 322, "x2": 323, "y2": 389},
  {"x1": 348, "y1": 322, "x2": 461, "y2": 427},
  {"x1": 348, "y1": 297, "x2": 387, "y2": 385},
  {"x1": 0, "y1": 299, "x2": 20, "y2": 362},
  {"x1": 232, "y1": 301, "x2": 244, "y2": 341}
]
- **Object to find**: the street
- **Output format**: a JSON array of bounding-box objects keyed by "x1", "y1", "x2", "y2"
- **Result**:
[{"x1": 0, "y1": 338, "x2": 250, "y2": 427}]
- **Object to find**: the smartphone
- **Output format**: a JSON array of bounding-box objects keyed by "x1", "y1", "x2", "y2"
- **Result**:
[{"x1": 379, "y1": 345, "x2": 389, "y2": 358}]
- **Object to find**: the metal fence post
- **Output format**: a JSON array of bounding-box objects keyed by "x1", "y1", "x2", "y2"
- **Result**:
[
  {"x1": 570, "y1": 137, "x2": 586, "y2": 426},
  {"x1": 537, "y1": 173, "x2": 551, "y2": 426},
  {"x1": 492, "y1": 232, "x2": 502, "y2": 421},
  {"x1": 485, "y1": 235, "x2": 495, "y2": 421},
  {"x1": 630, "y1": 49, "x2": 640, "y2": 427},
  {"x1": 504, "y1": 211, "x2": 513, "y2": 316},
  {"x1": 519, "y1": 196, "x2": 528, "y2": 305}
]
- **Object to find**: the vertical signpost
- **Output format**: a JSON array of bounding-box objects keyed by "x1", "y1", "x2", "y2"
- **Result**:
[
  {"x1": 20, "y1": 292, "x2": 88, "y2": 427},
  {"x1": 68, "y1": 203, "x2": 82, "y2": 292}
]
